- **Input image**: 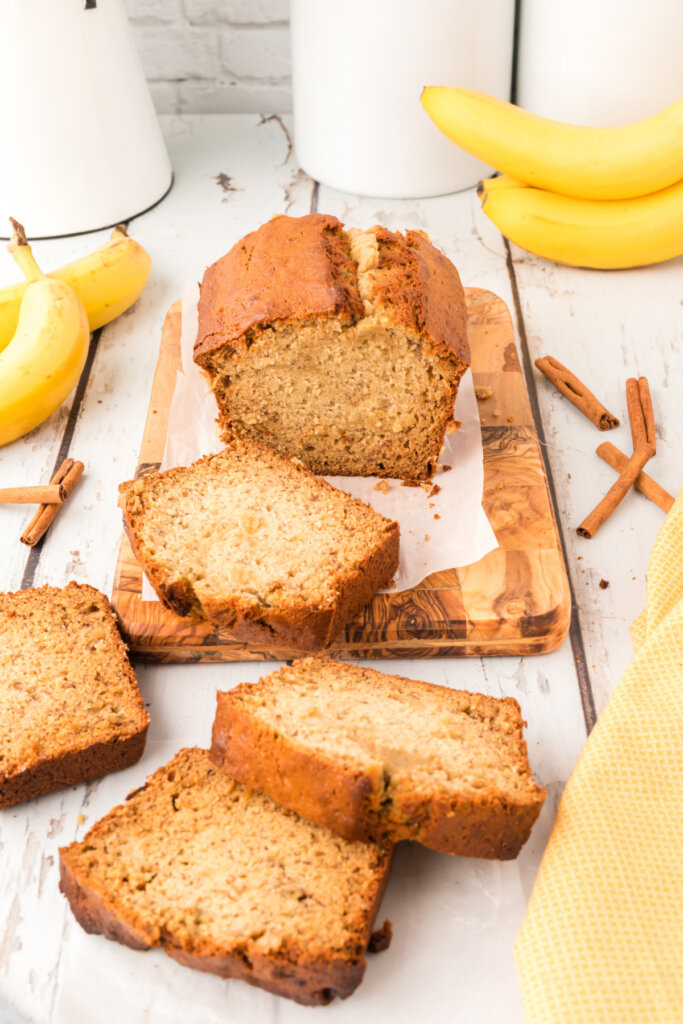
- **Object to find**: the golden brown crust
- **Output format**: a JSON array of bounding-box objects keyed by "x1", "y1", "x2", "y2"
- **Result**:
[
  {"x1": 0, "y1": 729, "x2": 149, "y2": 810},
  {"x1": 368, "y1": 226, "x2": 470, "y2": 368},
  {"x1": 211, "y1": 673, "x2": 545, "y2": 860},
  {"x1": 120, "y1": 443, "x2": 399, "y2": 653},
  {"x1": 194, "y1": 214, "x2": 365, "y2": 367}
]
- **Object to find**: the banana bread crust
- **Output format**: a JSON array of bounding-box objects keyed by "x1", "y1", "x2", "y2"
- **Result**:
[
  {"x1": 210, "y1": 661, "x2": 546, "y2": 859},
  {"x1": 194, "y1": 213, "x2": 365, "y2": 366},
  {"x1": 367, "y1": 225, "x2": 470, "y2": 367},
  {"x1": 0, "y1": 731, "x2": 148, "y2": 810},
  {"x1": 194, "y1": 214, "x2": 469, "y2": 370}
]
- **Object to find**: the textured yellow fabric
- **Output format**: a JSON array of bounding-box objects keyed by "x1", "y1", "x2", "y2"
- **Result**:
[{"x1": 515, "y1": 489, "x2": 683, "y2": 1023}]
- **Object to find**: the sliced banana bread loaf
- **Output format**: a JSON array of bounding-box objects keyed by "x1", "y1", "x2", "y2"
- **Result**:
[
  {"x1": 120, "y1": 440, "x2": 399, "y2": 652},
  {"x1": 0, "y1": 583, "x2": 149, "y2": 808},
  {"x1": 59, "y1": 747, "x2": 392, "y2": 1006},
  {"x1": 211, "y1": 657, "x2": 546, "y2": 859},
  {"x1": 194, "y1": 213, "x2": 470, "y2": 481}
]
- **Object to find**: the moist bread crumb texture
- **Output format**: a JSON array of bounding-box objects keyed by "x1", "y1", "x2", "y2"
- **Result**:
[
  {"x1": 0, "y1": 582, "x2": 149, "y2": 808},
  {"x1": 121, "y1": 440, "x2": 399, "y2": 652},
  {"x1": 211, "y1": 657, "x2": 546, "y2": 858},
  {"x1": 59, "y1": 747, "x2": 392, "y2": 1006},
  {"x1": 194, "y1": 214, "x2": 470, "y2": 481}
]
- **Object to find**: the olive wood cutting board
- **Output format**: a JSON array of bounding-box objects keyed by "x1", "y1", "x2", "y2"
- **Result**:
[{"x1": 111, "y1": 289, "x2": 570, "y2": 661}]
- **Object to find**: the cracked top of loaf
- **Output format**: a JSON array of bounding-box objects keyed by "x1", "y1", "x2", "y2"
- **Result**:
[{"x1": 193, "y1": 213, "x2": 470, "y2": 369}]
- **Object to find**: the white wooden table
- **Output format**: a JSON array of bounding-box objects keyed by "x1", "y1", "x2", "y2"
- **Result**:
[{"x1": 0, "y1": 115, "x2": 681, "y2": 1024}]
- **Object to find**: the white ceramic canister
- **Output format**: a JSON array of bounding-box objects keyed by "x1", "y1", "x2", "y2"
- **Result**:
[
  {"x1": 0, "y1": 0, "x2": 172, "y2": 238},
  {"x1": 517, "y1": 0, "x2": 683, "y2": 125},
  {"x1": 290, "y1": 0, "x2": 516, "y2": 198}
]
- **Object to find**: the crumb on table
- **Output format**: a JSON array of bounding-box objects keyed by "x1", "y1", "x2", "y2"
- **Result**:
[
  {"x1": 475, "y1": 386, "x2": 493, "y2": 400},
  {"x1": 428, "y1": 483, "x2": 441, "y2": 497},
  {"x1": 374, "y1": 480, "x2": 389, "y2": 494},
  {"x1": 599, "y1": 579, "x2": 610, "y2": 590}
]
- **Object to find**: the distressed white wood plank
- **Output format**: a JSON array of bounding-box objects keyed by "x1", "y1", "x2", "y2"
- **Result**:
[{"x1": 507, "y1": 244, "x2": 683, "y2": 713}]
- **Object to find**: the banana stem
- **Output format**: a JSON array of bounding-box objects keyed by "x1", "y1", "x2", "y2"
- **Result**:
[
  {"x1": 477, "y1": 175, "x2": 526, "y2": 198},
  {"x1": 7, "y1": 218, "x2": 45, "y2": 282}
]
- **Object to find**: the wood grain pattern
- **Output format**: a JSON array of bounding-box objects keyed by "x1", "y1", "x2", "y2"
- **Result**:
[{"x1": 111, "y1": 289, "x2": 570, "y2": 660}]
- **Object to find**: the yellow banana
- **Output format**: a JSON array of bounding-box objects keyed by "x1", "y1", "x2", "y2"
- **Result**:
[
  {"x1": 0, "y1": 224, "x2": 150, "y2": 354},
  {"x1": 478, "y1": 177, "x2": 683, "y2": 269},
  {"x1": 421, "y1": 87, "x2": 683, "y2": 201},
  {"x1": 0, "y1": 221, "x2": 90, "y2": 447}
]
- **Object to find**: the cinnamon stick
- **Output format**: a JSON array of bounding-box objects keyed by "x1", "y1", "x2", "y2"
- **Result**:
[
  {"x1": 577, "y1": 377, "x2": 655, "y2": 539},
  {"x1": 596, "y1": 441, "x2": 674, "y2": 514},
  {"x1": 0, "y1": 484, "x2": 65, "y2": 504},
  {"x1": 535, "y1": 355, "x2": 619, "y2": 431},
  {"x1": 625, "y1": 376, "x2": 656, "y2": 451},
  {"x1": 20, "y1": 458, "x2": 84, "y2": 546}
]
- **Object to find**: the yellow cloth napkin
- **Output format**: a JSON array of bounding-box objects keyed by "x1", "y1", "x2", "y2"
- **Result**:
[{"x1": 515, "y1": 489, "x2": 683, "y2": 1023}]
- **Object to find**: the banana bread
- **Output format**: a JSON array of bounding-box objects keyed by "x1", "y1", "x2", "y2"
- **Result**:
[
  {"x1": 0, "y1": 582, "x2": 149, "y2": 808},
  {"x1": 59, "y1": 747, "x2": 393, "y2": 1006},
  {"x1": 120, "y1": 440, "x2": 399, "y2": 652},
  {"x1": 194, "y1": 213, "x2": 470, "y2": 481},
  {"x1": 211, "y1": 657, "x2": 546, "y2": 859}
]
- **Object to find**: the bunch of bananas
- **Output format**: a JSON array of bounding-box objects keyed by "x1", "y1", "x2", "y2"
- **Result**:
[
  {"x1": 421, "y1": 87, "x2": 683, "y2": 269},
  {"x1": 0, "y1": 221, "x2": 151, "y2": 447}
]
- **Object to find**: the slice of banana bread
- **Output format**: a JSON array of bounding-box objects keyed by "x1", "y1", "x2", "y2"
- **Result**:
[
  {"x1": 120, "y1": 440, "x2": 399, "y2": 652},
  {"x1": 59, "y1": 747, "x2": 393, "y2": 1006},
  {"x1": 211, "y1": 657, "x2": 546, "y2": 859},
  {"x1": 0, "y1": 583, "x2": 149, "y2": 808},
  {"x1": 194, "y1": 213, "x2": 470, "y2": 481}
]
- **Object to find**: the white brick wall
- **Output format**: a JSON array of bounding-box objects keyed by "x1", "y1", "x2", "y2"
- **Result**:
[{"x1": 123, "y1": 0, "x2": 292, "y2": 114}]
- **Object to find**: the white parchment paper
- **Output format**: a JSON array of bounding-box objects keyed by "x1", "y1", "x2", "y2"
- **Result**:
[{"x1": 141, "y1": 281, "x2": 497, "y2": 599}]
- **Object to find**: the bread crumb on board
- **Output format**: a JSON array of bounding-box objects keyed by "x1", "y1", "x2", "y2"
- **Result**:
[
  {"x1": 475, "y1": 386, "x2": 493, "y2": 400},
  {"x1": 374, "y1": 480, "x2": 389, "y2": 494},
  {"x1": 434, "y1": 513, "x2": 441, "y2": 520},
  {"x1": 368, "y1": 919, "x2": 393, "y2": 954},
  {"x1": 428, "y1": 483, "x2": 441, "y2": 498},
  {"x1": 77, "y1": 814, "x2": 87, "y2": 825}
]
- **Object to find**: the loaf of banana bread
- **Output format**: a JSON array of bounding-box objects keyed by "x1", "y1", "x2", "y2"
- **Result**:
[{"x1": 194, "y1": 213, "x2": 470, "y2": 481}]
